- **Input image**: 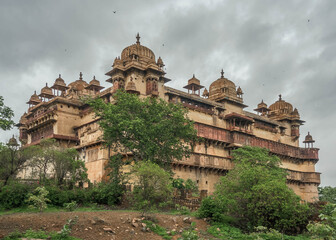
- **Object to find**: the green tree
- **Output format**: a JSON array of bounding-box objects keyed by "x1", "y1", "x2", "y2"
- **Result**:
[
  {"x1": 0, "y1": 138, "x2": 40, "y2": 186},
  {"x1": 319, "y1": 186, "x2": 336, "y2": 204},
  {"x1": 209, "y1": 146, "x2": 310, "y2": 233},
  {"x1": 29, "y1": 139, "x2": 88, "y2": 187},
  {"x1": 130, "y1": 160, "x2": 173, "y2": 215},
  {"x1": 87, "y1": 90, "x2": 197, "y2": 169},
  {"x1": 0, "y1": 96, "x2": 14, "y2": 130}
]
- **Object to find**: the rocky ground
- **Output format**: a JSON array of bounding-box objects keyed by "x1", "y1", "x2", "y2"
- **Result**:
[{"x1": 0, "y1": 211, "x2": 212, "y2": 240}]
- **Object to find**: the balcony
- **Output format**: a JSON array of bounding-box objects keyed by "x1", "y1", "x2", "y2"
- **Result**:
[{"x1": 194, "y1": 123, "x2": 319, "y2": 161}]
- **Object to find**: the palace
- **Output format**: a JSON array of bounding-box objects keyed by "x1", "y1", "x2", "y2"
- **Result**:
[{"x1": 17, "y1": 34, "x2": 320, "y2": 202}]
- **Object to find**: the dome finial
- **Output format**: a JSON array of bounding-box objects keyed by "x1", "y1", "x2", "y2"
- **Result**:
[
  {"x1": 193, "y1": 74, "x2": 195, "y2": 78},
  {"x1": 279, "y1": 94, "x2": 282, "y2": 100},
  {"x1": 221, "y1": 69, "x2": 224, "y2": 78},
  {"x1": 136, "y1": 33, "x2": 140, "y2": 45},
  {"x1": 59, "y1": 74, "x2": 61, "y2": 78},
  {"x1": 79, "y1": 72, "x2": 83, "y2": 80}
]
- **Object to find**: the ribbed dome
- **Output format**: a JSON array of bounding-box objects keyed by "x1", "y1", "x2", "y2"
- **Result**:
[
  {"x1": 41, "y1": 83, "x2": 53, "y2": 96},
  {"x1": 89, "y1": 76, "x2": 100, "y2": 86},
  {"x1": 269, "y1": 95, "x2": 293, "y2": 112},
  {"x1": 257, "y1": 100, "x2": 267, "y2": 109},
  {"x1": 120, "y1": 33, "x2": 156, "y2": 64},
  {"x1": 28, "y1": 91, "x2": 41, "y2": 103},
  {"x1": 68, "y1": 72, "x2": 88, "y2": 91},
  {"x1": 54, "y1": 74, "x2": 66, "y2": 87},
  {"x1": 209, "y1": 70, "x2": 238, "y2": 102}
]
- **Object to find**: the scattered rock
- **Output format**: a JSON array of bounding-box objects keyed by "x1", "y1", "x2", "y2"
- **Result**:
[
  {"x1": 183, "y1": 217, "x2": 191, "y2": 224},
  {"x1": 91, "y1": 217, "x2": 106, "y2": 225},
  {"x1": 132, "y1": 222, "x2": 139, "y2": 228},
  {"x1": 217, "y1": 228, "x2": 220, "y2": 231},
  {"x1": 141, "y1": 223, "x2": 147, "y2": 228},
  {"x1": 103, "y1": 227, "x2": 115, "y2": 234}
]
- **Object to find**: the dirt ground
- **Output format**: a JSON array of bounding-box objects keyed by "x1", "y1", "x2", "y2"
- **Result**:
[{"x1": 0, "y1": 211, "x2": 212, "y2": 240}]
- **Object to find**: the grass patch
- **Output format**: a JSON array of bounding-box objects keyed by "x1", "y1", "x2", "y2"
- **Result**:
[
  {"x1": 207, "y1": 223, "x2": 311, "y2": 240},
  {"x1": 3, "y1": 229, "x2": 81, "y2": 240},
  {"x1": 143, "y1": 220, "x2": 172, "y2": 240}
]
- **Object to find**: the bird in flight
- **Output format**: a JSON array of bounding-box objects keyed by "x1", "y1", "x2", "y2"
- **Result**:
[{"x1": 113, "y1": 11, "x2": 116, "y2": 14}]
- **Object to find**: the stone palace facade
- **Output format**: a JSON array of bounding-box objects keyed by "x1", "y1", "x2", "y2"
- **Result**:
[{"x1": 18, "y1": 34, "x2": 320, "y2": 202}]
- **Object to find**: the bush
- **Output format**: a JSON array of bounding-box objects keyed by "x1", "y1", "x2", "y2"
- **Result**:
[
  {"x1": 213, "y1": 147, "x2": 311, "y2": 233},
  {"x1": 0, "y1": 182, "x2": 35, "y2": 209},
  {"x1": 27, "y1": 186, "x2": 50, "y2": 212},
  {"x1": 307, "y1": 203, "x2": 336, "y2": 239},
  {"x1": 64, "y1": 201, "x2": 78, "y2": 212},
  {"x1": 130, "y1": 161, "x2": 173, "y2": 214},
  {"x1": 45, "y1": 185, "x2": 72, "y2": 207},
  {"x1": 197, "y1": 196, "x2": 232, "y2": 223}
]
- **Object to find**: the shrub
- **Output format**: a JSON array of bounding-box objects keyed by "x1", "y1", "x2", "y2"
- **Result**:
[
  {"x1": 64, "y1": 201, "x2": 78, "y2": 212},
  {"x1": 26, "y1": 186, "x2": 50, "y2": 212},
  {"x1": 130, "y1": 161, "x2": 173, "y2": 214},
  {"x1": 0, "y1": 182, "x2": 34, "y2": 209},
  {"x1": 45, "y1": 185, "x2": 71, "y2": 207},
  {"x1": 197, "y1": 196, "x2": 230, "y2": 223},
  {"x1": 213, "y1": 146, "x2": 311, "y2": 233},
  {"x1": 307, "y1": 203, "x2": 336, "y2": 239}
]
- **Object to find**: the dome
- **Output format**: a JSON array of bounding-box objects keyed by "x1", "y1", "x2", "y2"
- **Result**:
[
  {"x1": 54, "y1": 74, "x2": 66, "y2": 87},
  {"x1": 269, "y1": 95, "x2": 293, "y2": 112},
  {"x1": 188, "y1": 74, "x2": 201, "y2": 86},
  {"x1": 28, "y1": 91, "x2": 41, "y2": 104},
  {"x1": 303, "y1": 132, "x2": 315, "y2": 143},
  {"x1": 120, "y1": 33, "x2": 156, "y2": 64},
  {"x1": 89, "y1": 76, "x2": 101, "y2": 86},
  {"x1": 39, "y1": 83, "x2": 54, "y2": 98},
  {"x1": 68, "y1": 72, "x2": 89, "y2": 91},
  {"x1": 8, "y1": 135, "x2": 19, "y2": 147},
  {"x1": 257, "y1": 100, "x2": 267, "y2": 109},
  {"x1": 209, "y1": 70, "x2": 239, "y2": 102}
]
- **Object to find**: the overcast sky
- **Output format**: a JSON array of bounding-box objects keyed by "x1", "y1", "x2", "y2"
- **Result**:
[{"x1": 0, "y1": 0, "x2": 335, "y2": 186}]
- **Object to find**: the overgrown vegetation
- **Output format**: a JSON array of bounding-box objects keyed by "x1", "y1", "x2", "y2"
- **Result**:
[
  {"x1": 130, "y1": 161, "x2": 173, "y2": 214},
  {"x1": 198, "y1": 146, "x2": 311, "y2": 234}
]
